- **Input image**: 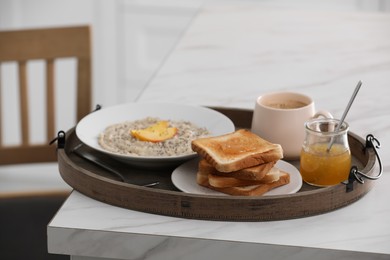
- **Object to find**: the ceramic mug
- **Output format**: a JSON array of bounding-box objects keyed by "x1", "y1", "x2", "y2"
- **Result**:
[{"x1": 251, "y1": 92, "x2": 332, "y2": 160}]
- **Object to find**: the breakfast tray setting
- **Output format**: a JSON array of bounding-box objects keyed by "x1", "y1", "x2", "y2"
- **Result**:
[{"x1": 56, "y1": 107, "x2": 382, "y2": 221}]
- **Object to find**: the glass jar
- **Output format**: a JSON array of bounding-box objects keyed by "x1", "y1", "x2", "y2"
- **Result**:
[{"x1": 300, "y1": 118, "x2": 351, "y2": 187}]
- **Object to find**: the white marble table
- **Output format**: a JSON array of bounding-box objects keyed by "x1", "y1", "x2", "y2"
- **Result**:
[{"x1": 48, "y1": 1, "x2": 390, "y2": 259}]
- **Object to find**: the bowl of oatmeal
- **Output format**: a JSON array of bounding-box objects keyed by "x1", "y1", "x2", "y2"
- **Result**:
[{"x1": 76, "y1": 102, "x2": 235, "y2": 168}]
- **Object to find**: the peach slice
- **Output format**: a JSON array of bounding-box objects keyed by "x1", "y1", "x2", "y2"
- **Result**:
[{"x1": 131, "y1": 121, "x2": 178, "y2": 143}]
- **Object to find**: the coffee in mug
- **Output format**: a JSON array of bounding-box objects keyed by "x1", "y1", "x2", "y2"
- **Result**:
[
  {"x1": 251, "y1": 92, "x2": 332, "y2": 160},
  {"x1": 265, "y1": 100, "x2": 307, "y2": 109}
]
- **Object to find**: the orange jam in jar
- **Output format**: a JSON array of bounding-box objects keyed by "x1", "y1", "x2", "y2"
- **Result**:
[
  {"x1": 300, "y1": 143, "x2": 351, "y2": 186},
  {"x1": 300, "y1": 118, "x2": 351, "y2": 187}
]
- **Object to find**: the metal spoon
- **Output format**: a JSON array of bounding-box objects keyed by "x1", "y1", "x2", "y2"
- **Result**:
[
  {"x1": 72, "y1": 143, "x2": 159, "y2": 187},
  {"x1": 327, "y1": 80, "x2": 362, "y2": 152}
]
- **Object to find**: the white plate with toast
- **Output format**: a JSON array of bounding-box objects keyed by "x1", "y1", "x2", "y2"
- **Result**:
[{"x1": 172, "y1": 158, "x2": 302, "y2": 196}]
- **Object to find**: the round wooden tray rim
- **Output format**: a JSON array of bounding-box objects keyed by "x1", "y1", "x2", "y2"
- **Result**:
[{"x1": 57, "y1": 108, "x2": 377, "y2": 221}]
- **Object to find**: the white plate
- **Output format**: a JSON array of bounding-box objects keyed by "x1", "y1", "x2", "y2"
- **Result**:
[
  {"x1": 171, "y1": 159, "x2": 302, "y2": 196},
  {"x1": 76, "y1": 102, "x2": 235, "y2": 168}
]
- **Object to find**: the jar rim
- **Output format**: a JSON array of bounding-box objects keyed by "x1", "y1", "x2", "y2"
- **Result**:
[{"x1": 305, "y1": 118, "x2": 349, "y2": 135}]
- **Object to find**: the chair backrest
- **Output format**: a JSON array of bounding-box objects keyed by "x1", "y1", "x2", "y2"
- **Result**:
[{"x1": 0, "y1": 26, "x2": 92, "y2": 165}]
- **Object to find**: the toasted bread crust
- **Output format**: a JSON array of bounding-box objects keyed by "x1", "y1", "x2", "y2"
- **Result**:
[
  {"x1": 192, "y1": 129, "x2": 283, "y2": 172},
  {"x1": 197, "y1": 171, "x2": 290, "y2": 196},
  {"x1": 207, "y1": 167, "x2": 281, "y2": 188},
  {"x1": 199, "y1": 159, "x2": 275, "y2": 180},
  {"x1": 196, "y1": 170, "x2": 209, "y2": 187}
]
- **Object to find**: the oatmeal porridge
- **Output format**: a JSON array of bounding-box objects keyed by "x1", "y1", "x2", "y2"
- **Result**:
[{"x1": 99, "y1": 117, "x2": 210, "y2": 157}]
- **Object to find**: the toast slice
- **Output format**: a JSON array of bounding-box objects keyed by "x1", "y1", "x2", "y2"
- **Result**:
[
  {"x1": 196, "y1": 168, "x2": 210, "y2": 187},
  {"x1": 192, "y1": 129, "x2": 283, "y2": 172},
  {"x1": 208, "y1": 167, "x2": 281, "y2": 188},
  {"x1": 197, "y1": 171, "x2": 290, "y2": 196},
  {"x1": 198, "y1": 159, "x2": 275, "y2": 180}
]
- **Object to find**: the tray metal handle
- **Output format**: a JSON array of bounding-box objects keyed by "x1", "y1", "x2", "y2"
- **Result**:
[
  {"x1": 346, "y1": 134, "x2": 382, "y2": 192},
  {"x1": 49, "y1": 130, "x2": 66, "y2": 149},
  {"x1": 49, "y1": 104, "x2": 102, "y2": 149}
]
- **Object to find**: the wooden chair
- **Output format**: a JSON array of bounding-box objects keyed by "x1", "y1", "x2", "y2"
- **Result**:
[
  {"x1": 0, "y1": 26, "x2": 92, "y2": 259},
  {"x1": 0, "y1": 25, "x2": 92, "y2": 165}
]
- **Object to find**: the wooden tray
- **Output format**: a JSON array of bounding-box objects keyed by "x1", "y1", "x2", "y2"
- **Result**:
[{"x1": 57, "y1": 107, "x2": 377, "y2": 221}]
